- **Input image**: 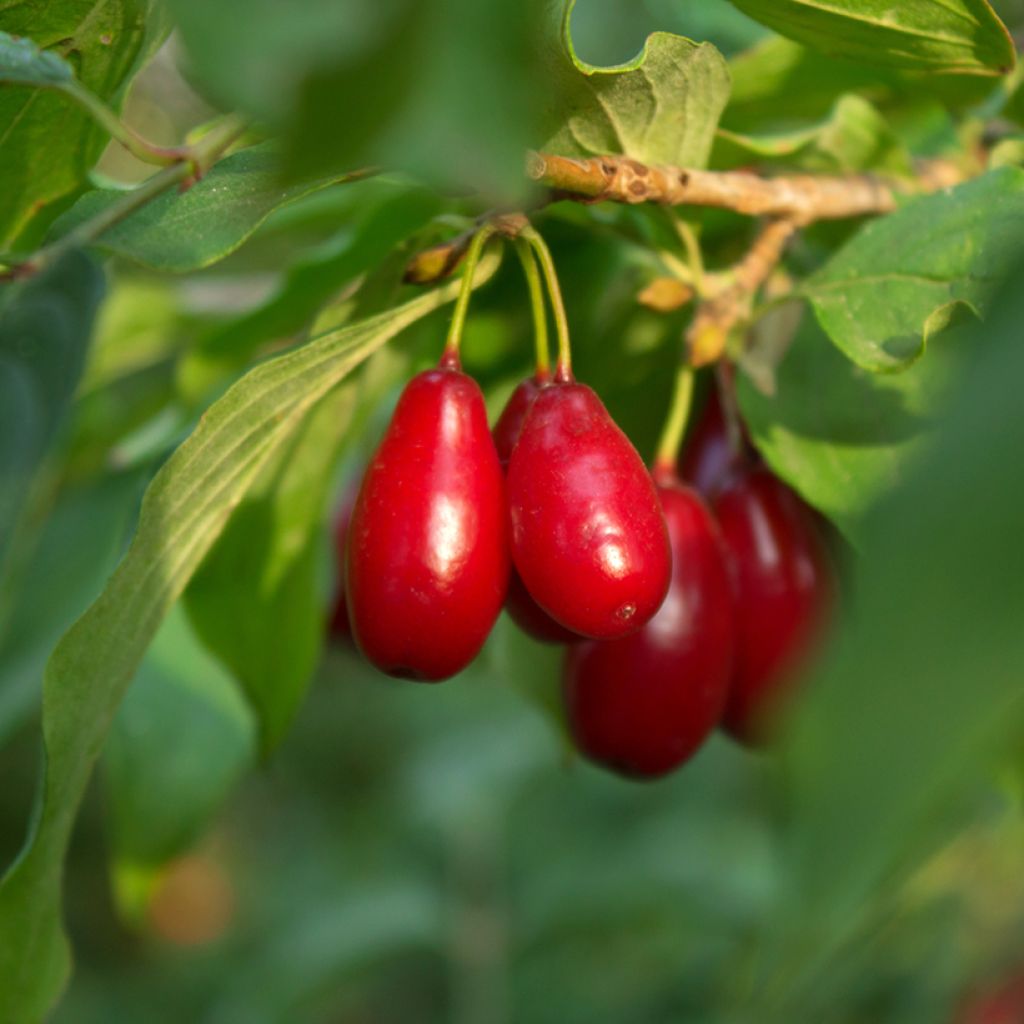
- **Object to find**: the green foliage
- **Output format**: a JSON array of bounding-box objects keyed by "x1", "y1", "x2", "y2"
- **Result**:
[
  {"x1": 0, "y1": 473, "x2": 142, "y2": 743},
  {"x1": 714, "y1": 94, "x2": 912, "y2": 174},
  {"x1": 727, "y1": 0, "x2": 1015, "y2": 75},
  {"x1": 0, "y1": 2, "x2": 168, "y2": 246},
  {"x1": 803, "y1": 168, "x2": 1024, "y2": 371},
  {"x1": 0, "y1": 250, "x2": 104, "y2": 575},
  {"x1": 0, "y1": 258, "x2": 497, "y2": 1022},
  {"x1": 0, "y1": 30, "x2": 73, "y2": 86},
  {"x1": 104, "y1": 604, "x2": 256, "y2": 886},
  {"x1": 184, "y1": 387, "x2": 357, "y2": 754},
  {"x1": 49, "y1": 144, "x2": 366, "y2": 272},
  {"x1": 762, "y1": 262, "x2": 1024, "y2": 1016},
  {"x1": 540, "y1": 0, "x2": 731, "y2": 169},
  {"x1": 166, "y1": 0, "x2": 548, "y2": 196},
  {"x1": 177, "y1": 181, "x2": 442, "y2": 400},
  {"x1": 738, "y1": 313, "x2": 966, "y2": 537}
]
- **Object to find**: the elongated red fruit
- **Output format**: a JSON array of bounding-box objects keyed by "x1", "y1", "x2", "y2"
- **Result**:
[
  {"x1": 507, "y1": 380, "x2": 671, "y2": 640},
  {"x1": 713, "y1": 466, "x2": 833, "y2": 740},
  {"x1": 679, "y1": 389, "x2": 750, "y2": 498},
  {"x1": 493, "y1": 375, "x2": 580, "y2": 645},
  {"x1": 346, "y1": 365, "x2": 509, "y2": 681},
  {"x1": 563, "y1": 476, "x2": 735, "y2": 778}
]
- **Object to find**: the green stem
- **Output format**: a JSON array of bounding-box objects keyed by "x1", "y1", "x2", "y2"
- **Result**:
[
  {"x1": 27, "y1": 114, "x2": 247, "y2": 272},
  {"x1": 672, "y1": 214, "x2": 705, "y2": 295},
  {"x1": 59, "y1": 82, "x2": 185, "y2": 166},
  {"x1": 520, "y1": 225, "x2": 572, "y2": 382},
  {"x1": 442, "y1": 224, "x2": 498, "y2": 368},
  {"x1": 513, "y1": 238, "x2": 550, "y2": 379},
  {"x1": 653, "y1": 365, "x2": 695, "y2": 480}
]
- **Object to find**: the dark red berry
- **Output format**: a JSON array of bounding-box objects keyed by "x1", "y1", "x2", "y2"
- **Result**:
[
  {"x1": 346, "y1": 365, "x2": 509, "y2": 681},
  {"x1": 562, "y1": 476, "x2": 735, "y2": 778},
  {"x1": 958, "y1": 973, "x2": 1024, "y2": 1024},
  {"x1": 328, "y1": 497, "x2": 355, "y2": 641},
  {"x1": 679, "y1": 388, "x2": 750, "y2": 498},
  {"x1": 713, "y1": 466, "x2": 833, "y2": 741},
  {"x1": 507, "y1": 380, "x2": 671, "y2": 640},
  {"x1": 493, "y1": 374, "x2": 581, "y2": 645},
  {"x1": 505, "y1": 570, "x2": 580, "y2": 643},
  {"x1": 493, "y1": 373, "x2": 547, "y2": 471}
]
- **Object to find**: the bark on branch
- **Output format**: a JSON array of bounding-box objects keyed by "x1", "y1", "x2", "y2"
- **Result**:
[
  {"x1": 687, "y1": 218, "x2": 799, "y2": 367},
  {"x1": 527, "y1": 151, "x2": 963, "y2": 222}
]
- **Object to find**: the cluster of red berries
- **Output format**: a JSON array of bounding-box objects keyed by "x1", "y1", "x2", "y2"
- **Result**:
[{"x1": 330, "y1": 354, "x2": 833, "y2": 780}]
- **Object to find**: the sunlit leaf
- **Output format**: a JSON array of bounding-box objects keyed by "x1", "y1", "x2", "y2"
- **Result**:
[
  {"x1": 802, "y1": 168, "x2": 1024, "y2": 371},
  {"x1": 727, "y1": 0, "x2": 1014, "y2": 75}
]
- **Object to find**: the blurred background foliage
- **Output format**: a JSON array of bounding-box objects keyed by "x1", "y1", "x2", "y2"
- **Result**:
[{"x1": 2, "y1": 0, "x2": 1024, "y2": 1022}]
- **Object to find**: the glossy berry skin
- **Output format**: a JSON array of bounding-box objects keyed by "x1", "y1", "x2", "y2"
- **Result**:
[
  {"x1": 493, "y1": 375, "x2": 580, "y2": 645},
  {"x1": 563, "y1": 479, "x2": 735, "y2": 778},
  {"x1": 679, "y1": 389, "x2": 749, "y2": 498},
  {"x1": 713, "y1": 466, "x2": 833, "y2": 741},
  {"x1": 507, "y1": 380, "x2": 671, "y2": 640},
  {"x1": 346, "y1": 366, "x2": 509, "y2": 681}
]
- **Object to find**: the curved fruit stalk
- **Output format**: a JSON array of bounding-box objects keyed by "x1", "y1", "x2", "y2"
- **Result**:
[
  {"x1": 493, "y1": 374, "x2": 580, "y2": 644},
  {"x1": 562, "y1": 476, "x2": 735, "y2": 778},
  {"x1": 713, "y1": 466, "x2": 834, "y2": 741},
  {"x1": 507, "y1": 379, "x2": 671, "y2": 640},
  {"x1": 679, "y1": 388, "x2": 751, "y2": 498},
  {"x1": 346, "y1": 365, "x2": 509, "y2": 681}
]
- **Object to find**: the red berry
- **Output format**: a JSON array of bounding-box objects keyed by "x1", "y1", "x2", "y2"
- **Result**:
[
  {"x1": 562, "y1": 477, "x2": 735, "y2": 778},
  {"x1": 958, "y1": 974, "x2": 1024, "y2": 1024},
  {"x1": 505, "y1": 570, "x2": 580, "y2": 643},
  {"x1": 493, "y1": 374, "x2": 581, "y2": 645},
  {"x1": 679, "y1": 389, "x2": 750, "y2": 498},
  {"x1": 493, "y1": 374, "x2": 547, "y2": 471},
  {"x1": 346, "y1": 365, "x2": 509, "y2": 681},
  {"x1": 507, "y1": 380, "x2": 671, "y2": 640},
  {"x1": 713, "y1": 466, "x2": 834, "y2": 741}
]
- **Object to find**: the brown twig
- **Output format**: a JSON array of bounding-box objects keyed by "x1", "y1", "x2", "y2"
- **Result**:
[
  {"x1": 527, "y1": 151, "x2": 962, "y2": 221},
  {"x1": 687, "y1": 217, "x2": 800, "y2": 367}
]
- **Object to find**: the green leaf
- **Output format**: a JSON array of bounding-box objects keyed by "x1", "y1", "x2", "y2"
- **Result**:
[
  {"x1": 104, "y1": 604, "x2": 256, "y2": 905},
  {"x1": 49, "y1": 143, "x2": 366, "y2": 272},
  {"x1": 0, "y1": 250, "x2": 499, "y2": 1024},
  {"x1": 0, "y1": 3, "x2": 169, "y2": 247},
  {"x1": 726, "y1": 0, "x2": 1015, "y2": 76},
  {"x1": 177, "y1": 182, "x2": 442, "y2": 400},
  {"x1": 166, "y1": 0, "x2": 547, "y2": 198},
  {"x1": 713, "y1": 94, "x2": 912, "y2": 175},
  {"x1": 722, "y1": 33, "x2": 994, "y2": 139},
  {"x1": 737, "y1": 312, "x2": 966, "y2": 539},
  {"x1": 0, "y1": 250, "x2": 104, "y2": 576},
  {"x1": 185, "y1": 386, "x2": 358, "y2": 754},
  {"x1": 0, "y1": 473, "x2": 142, "y2": 745},
  {"x1": 764, "y1": 259, "x2": 1024, "y2": 1012},
  {"x1": 540, "y1": 0, "x2": 731, "y2": 169},
  {"x1": 802, "y1": 168, "x2": 1024, "y2": 372},
  {"x1": 0, "y1": 30, "x2": 73, "y2": 86}
]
